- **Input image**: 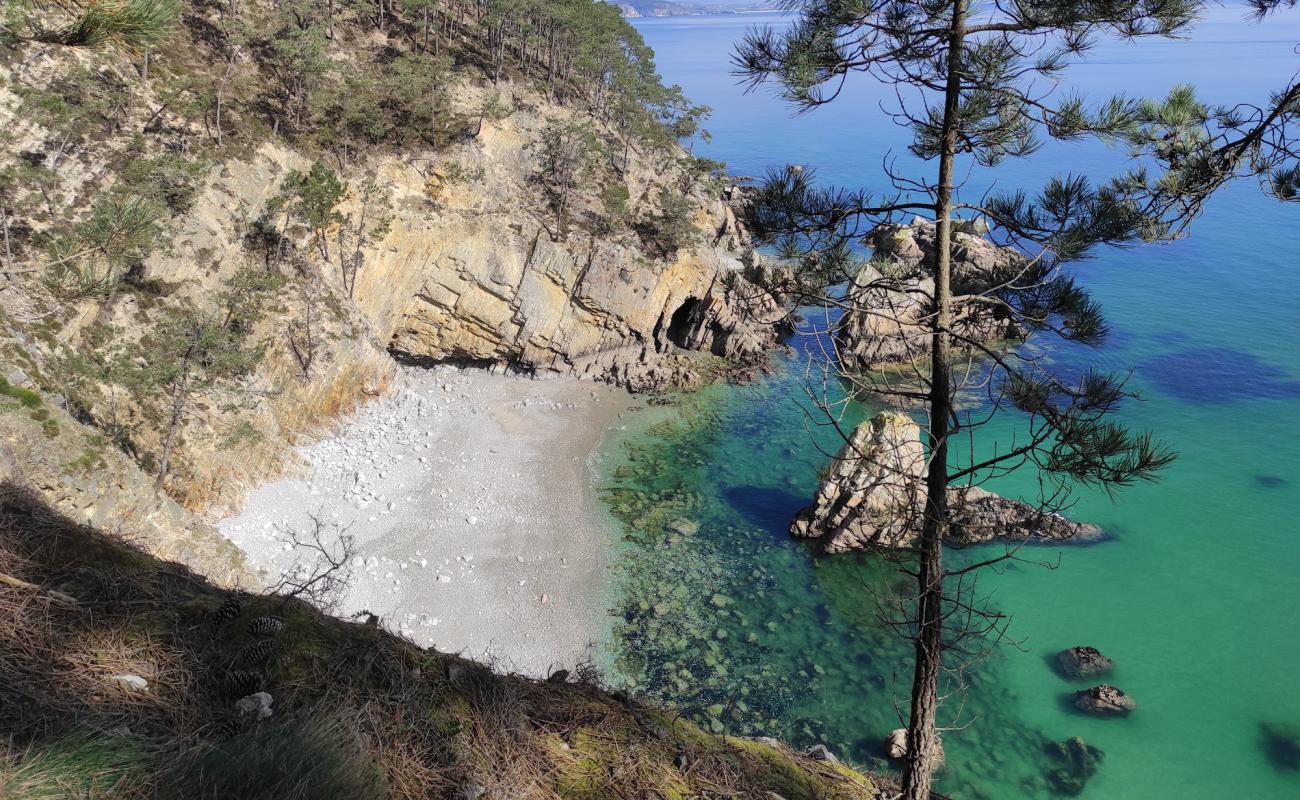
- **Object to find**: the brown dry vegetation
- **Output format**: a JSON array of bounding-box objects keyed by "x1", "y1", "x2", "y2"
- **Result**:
[{"x1": 0, "y1": 483, "x2": 879, "y2": 799}]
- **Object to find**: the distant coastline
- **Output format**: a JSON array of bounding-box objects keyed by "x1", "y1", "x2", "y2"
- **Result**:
[{"x1": 610, "y1": 1, "x2": 776, "y2": 18}]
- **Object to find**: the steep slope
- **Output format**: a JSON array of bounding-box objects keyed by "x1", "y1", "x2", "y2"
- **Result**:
[{"x1": 0, "y1": 483, "x2": 879, "y2": 799}]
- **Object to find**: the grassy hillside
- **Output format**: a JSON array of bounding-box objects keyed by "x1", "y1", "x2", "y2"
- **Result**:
[{"x1": 0, "y1": 482, "x2": 879, "y2": 799}]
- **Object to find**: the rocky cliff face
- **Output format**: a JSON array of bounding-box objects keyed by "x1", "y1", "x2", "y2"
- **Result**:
[
  {"x1": 1, "y1": 42, "x2": 780, "y2": 543},
  {"x1": 348, "y1": 106, "x2": 777, "y2": 389},
  {"x1": 790, "y1": 411, "x2": 1106, "y2": 552}
]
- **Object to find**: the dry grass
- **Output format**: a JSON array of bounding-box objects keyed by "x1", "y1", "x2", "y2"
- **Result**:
[{"x1": 0, "y1": 482, "x2": 878, "y2": 799}]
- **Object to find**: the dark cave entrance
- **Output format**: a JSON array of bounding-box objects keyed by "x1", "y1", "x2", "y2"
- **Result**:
[{"x1": 665, "y1": 297, "x2": 702, "y2": 349}]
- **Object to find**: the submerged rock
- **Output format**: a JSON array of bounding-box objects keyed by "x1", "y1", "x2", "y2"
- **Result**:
[
  {"x1": 1055, "y1": 646, "x2": 1114, "y2": 680},
  {"x1": 1044, "y1": 736, "x2": 1104, "y2": 796},
  {"x1": 1260, "y1": 721, "x2": 1300, "y2": 770},
  {"x1": 790, "y1": 412, "x2": 1105, "y2": 552},
  {"x1": 1072, "y1": 684, "x2": 1135, "y2": 717}
]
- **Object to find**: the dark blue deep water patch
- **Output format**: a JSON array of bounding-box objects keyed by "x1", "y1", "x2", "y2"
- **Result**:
[
  {"x1": 1140, "y1": 348, "x2": 1300, "y2": 403},
  {"x1": 722, "y1": 485, "x2": 809, "y2": 531}
]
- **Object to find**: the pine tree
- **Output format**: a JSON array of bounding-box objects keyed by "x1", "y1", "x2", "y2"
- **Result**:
[
  {"x1": 1133, "y1": 1, "x2": 1299, "y2": 221},
  {"x1": 735, "y1": 3, "x2": 1192, "y2": 796}
]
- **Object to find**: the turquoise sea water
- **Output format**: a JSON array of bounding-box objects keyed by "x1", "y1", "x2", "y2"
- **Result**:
[{"x1": 598, "y1": 7, "x2": 1300, "y2": 799}]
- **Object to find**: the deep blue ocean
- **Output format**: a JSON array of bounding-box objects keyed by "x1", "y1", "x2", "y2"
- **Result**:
[{"x1": 597, "y1": 6, "x2": 1300, "y2": 799}]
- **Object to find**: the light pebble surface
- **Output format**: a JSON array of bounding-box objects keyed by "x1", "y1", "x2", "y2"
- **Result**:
[{"x1": 217, "y1": 365, "x2": 628, "y2": 677}]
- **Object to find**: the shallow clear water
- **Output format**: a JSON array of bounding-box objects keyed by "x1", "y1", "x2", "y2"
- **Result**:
[{"x1": 598, "y1": 7, "x2": 1300, "y2": 800}]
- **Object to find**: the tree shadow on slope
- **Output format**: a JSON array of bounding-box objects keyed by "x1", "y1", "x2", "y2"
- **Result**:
[{"x1": 0, "y1": 483, "x2": 880, "y2": 800}]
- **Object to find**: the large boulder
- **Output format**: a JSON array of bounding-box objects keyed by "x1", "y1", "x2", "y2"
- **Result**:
[
  {"x1": 789, "y1": 412, "x2": 924, "y2": 551},
  {"x1": 1072, "y1": 684, "x2": 1136, "y2": 717},
  {"x1": 836, "y1": 218, "x2": 1027, "y2": 373},
  {"x1": 1055, "y1": 646, "x2": 1114, "y2": 681},
  {"x1": 791, "y1": 412, "x2": 1105, "y2": 552}
]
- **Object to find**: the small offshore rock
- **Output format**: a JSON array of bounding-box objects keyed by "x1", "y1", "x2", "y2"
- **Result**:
[
  {"x1": 1056, "y1": 646, "x2": 1113, "y2": 680},
  {"x1": 791, "y1": 412, "x2": 1104, "y2": 552},
  {"x1": 886, "y1": 728, "x2": 909, "y2": 759},
  {"x1": 111, "y1": 674, "x2": 148, "y2": 693},
  {"x1": 1073, "y1": 684, "x2": 1136, "y2": 716},
  {"x1": 235, "y1": 691, "x2": 274, "y2": 720}
]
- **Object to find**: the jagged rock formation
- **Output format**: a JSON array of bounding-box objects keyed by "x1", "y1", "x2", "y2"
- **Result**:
[
  {"x1": 1, "y1": 47, "x2": 782, "y2": 514},
  {"x1": 357, "y1": 112, "x2": 778, "y2": 390},
  {"x1": 790, "y1": 411, "x2": 1106, "y2": 553},
  {"x1": 835, "y1": 217, "x2": 1026, "y2": 372},
  {"x1": 789, "y1": 411, "x2": 924, "y2": 551}
]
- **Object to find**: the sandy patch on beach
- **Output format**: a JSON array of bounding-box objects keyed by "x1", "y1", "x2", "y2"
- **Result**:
[{"x1": 218, "y1": 365, "x2": 629, "y2": 677}]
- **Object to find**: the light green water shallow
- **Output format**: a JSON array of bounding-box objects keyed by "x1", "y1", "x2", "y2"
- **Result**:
[
  {"x1": 597, "y1": 339, "x2": 1300, "y2": 798},
  {"x1": 596, "y1": 10, "x2": 1300, "y2": 797}
]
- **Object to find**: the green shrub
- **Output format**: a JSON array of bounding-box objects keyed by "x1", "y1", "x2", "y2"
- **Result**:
[
  {"x1": 0, "y1": 376, "x2": 41, "y2": 409},
  {"x1": 0, "y1": 735, "x2": 151, "y2": 800},
  {"x1": 158, "y1": 714, "x2": 387, "y2": 800}
]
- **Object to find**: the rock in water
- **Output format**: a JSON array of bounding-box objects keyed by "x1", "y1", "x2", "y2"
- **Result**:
[
  {"x1": 1056, "y1": 646, "x2": 1114, "y2": 680},
  {"x1": 1073, "y1": 684, "x2": 1136, "y2": 716},
  {"x1": 668, "y1": 518, "x2": 700, "y2": 536},
  {"x1": 837, "y1": 218, "x2": 1027, "y2": 372},
  {"x1": 791, "y1": 412, "x2": 1105, "y2": 552},
  {"x1": 886, "y1": 728, "x2": 909, "y2": 759},
  {"x1": 789, "y1": 412, "x2": 924, "y2": 552},
  {"x1": 1044, "y1": 736, "x2": 1104, "y2": 796}
]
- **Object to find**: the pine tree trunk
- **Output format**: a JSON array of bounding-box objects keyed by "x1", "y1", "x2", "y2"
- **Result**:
[
  {"x1": 154, "y1": 365, "x2": 191, "y2": 493},
  {"x1": 901, "y1": 3, "x2": 965, "y2": 799}
]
